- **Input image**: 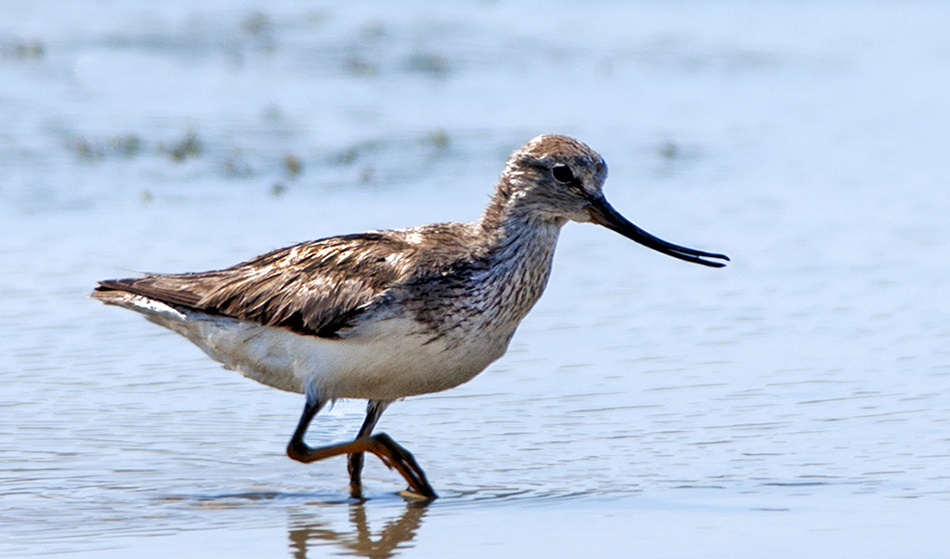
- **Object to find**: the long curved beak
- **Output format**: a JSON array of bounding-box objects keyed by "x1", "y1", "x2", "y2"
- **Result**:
[{"x1": 587, "y1": 197, "x2": 730, "y2": 268}]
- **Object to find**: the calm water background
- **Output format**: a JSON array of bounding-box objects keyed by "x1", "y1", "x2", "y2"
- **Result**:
[{"x1": 3, "y1": 1, "x2": 949, "y2": 557}]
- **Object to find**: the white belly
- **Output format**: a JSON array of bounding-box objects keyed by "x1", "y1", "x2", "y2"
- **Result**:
[{"x1": 99, "y1": 292, "x2": 508, "y2": 402}]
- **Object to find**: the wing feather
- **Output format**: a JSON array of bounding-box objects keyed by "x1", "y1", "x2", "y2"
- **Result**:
[{"x1": 95, "y1": 232, "x2": 413, "y2": 337}]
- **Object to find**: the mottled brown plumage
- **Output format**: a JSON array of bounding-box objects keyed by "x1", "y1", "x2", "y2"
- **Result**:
[
  {"x1": 99, "y1": 231, "x2": 448, "y2": 338},
  {"x1": 93, "y1": 134, "x2": 728, "y2": 500}
]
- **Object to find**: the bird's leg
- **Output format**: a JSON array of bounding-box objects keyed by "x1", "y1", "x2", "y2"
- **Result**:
[
  {"x1": 287, "y1": 398, "x2": 323, "y2": 459},
  {"x1": 347, "y1": 400, "x2": 390, "y2": 498},
  {"x1": 286, "y1": 399, "x2": 437, "y2": 499}
]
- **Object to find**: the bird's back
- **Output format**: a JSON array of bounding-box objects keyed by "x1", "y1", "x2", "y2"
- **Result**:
[{"x1": 94, "y1": 223, "x2": 487, "y2": 336}]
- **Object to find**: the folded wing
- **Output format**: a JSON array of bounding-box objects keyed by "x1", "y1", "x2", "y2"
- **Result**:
[{"x1": 95, "y1": 232, "x2": 414, "y2": 338}]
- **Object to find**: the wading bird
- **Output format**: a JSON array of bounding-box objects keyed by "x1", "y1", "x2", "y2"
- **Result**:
[{"x1": 93, "y1": 135, "x2": 728, "y2": 499}]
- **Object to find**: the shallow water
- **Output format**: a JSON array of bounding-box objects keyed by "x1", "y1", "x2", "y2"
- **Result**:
[{"x1": 3, "y1": 1, "x2": 950, "y2": 557}]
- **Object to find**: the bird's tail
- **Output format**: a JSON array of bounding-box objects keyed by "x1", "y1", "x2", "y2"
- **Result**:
[{"x1": 91, "y1": 286, "x2": 191, "y2": 332}]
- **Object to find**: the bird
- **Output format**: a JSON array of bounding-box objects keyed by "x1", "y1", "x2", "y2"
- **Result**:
[{"x1": 93, "y1": 134, "x2": 728, "y2": 500}]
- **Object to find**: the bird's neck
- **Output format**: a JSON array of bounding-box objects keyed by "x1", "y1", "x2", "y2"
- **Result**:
[
  {"x1": 478, "y1": 174, "x2": 566, "y2": 248},
  {"x1": 473, "y1": 184, "x2": 566, "y2": 325}
]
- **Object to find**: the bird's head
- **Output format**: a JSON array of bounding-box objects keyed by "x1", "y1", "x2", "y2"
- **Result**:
[{"x1": 498, "y1": 134, "x2": 729, "y2": 268}]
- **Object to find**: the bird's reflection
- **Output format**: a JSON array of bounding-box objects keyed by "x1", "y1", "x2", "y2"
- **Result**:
[{"x1": 288, "y1": 500, "x2": 429, "y2": 559}]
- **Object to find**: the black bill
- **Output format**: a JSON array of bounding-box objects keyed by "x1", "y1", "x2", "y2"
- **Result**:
[{"x1": 587, "y1": 197, "x2": 730, "y2": 268}]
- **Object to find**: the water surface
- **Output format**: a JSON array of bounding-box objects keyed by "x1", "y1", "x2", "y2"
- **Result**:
[{"x1": 2, "y1": 1, "x2": 949, "y2": 557}]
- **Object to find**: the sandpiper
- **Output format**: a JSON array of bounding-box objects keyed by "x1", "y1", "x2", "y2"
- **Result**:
[{"x1": 93, "y1": 134, "x2": 728, "y2": 499}]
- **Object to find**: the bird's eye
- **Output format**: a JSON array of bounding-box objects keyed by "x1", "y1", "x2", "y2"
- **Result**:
[{"x1": 552, "y1": 165, "x2": 574, "y2": 184}]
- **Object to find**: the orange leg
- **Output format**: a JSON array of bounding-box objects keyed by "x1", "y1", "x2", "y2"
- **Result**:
[
  {"x1": 347, "y1": 400, "x2": 389, "y2": 498},
  {"x1": 286, "y1": 400, "x2": 437, "y2": 500}
]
